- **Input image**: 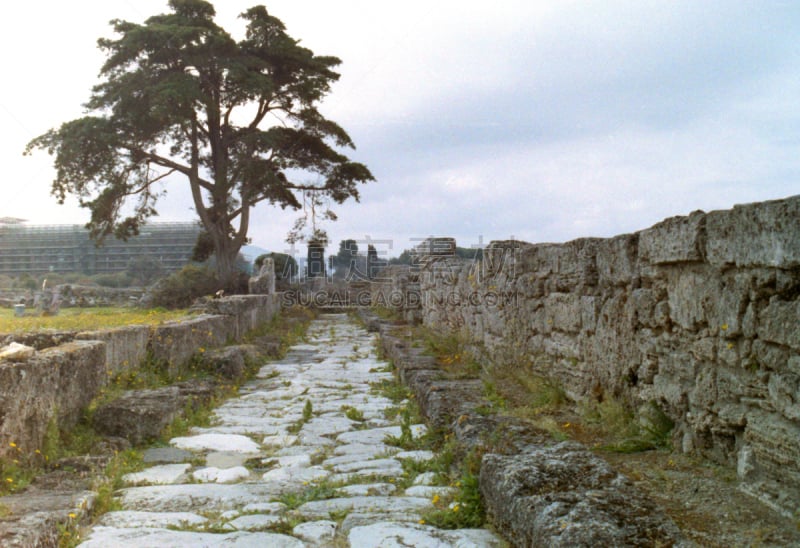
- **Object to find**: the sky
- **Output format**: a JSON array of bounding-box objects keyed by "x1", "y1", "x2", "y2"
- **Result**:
[{"x1": 3, "y1": 1, "x2": 799, "y2": 260}]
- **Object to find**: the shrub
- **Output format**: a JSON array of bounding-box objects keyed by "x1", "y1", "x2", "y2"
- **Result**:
[{"x1": 148, "y1": 265, "x2": 221, "y2": 309}]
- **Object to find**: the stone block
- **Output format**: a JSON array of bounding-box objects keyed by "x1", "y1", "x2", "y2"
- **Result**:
[
  {"x1": 544, "y1": 293, "x2": 582, "y2": 333},
  {"x1": 76, "y1": 325, "x2": 149, "y2": 375},
  {"x1": 706, "y1": 195, "x2": 800, "y2": 268},
  {"x1": 149, "y1": 315, "x2": 233, "y2": 376},
  {"x1": 667, "y1": 269, "x2": 720, "y2": 330},
  {"x1": 595, "y1": 233, "x2": 639, "y2": 287},
  {"x1": 248, "y1": 258, "x2": 275, "y2": 295},
  {"x1": 480, "y1": 443, "x2": 686, "y2": 547},
  {"x1": 639, "y1": 210, "x2": 706, "y2": 264},
  {"x1": 93, "y1": 387, "x2": 183, "y2": 445},
  {"x1": 758, "y1": 299, "x2": 800, "y2": 351},
  {"x1": 0, "y1": 341, "x2": 106, "y2": 459}
]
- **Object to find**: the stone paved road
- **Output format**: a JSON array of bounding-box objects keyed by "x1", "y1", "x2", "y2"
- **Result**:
[{"x1": 80, "y1": 314, "x2": 505, "y2": 547}]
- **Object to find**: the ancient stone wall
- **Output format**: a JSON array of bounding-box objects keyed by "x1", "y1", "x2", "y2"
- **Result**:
[
  {"x1": 375, "y1": 195, "x2": 800, "y2": 516},
  {"x1": 0, "y1": 294, "x2": 281, "y2": 459}
]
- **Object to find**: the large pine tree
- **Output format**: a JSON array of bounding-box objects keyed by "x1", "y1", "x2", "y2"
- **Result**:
[{"x1": 26, "y1": 0, "x2": 374, "y2": 286}]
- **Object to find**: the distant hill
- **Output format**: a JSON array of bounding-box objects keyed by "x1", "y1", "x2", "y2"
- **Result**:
[{"x1": 240, "y1": 245, "x2": 270, "y2": 262}]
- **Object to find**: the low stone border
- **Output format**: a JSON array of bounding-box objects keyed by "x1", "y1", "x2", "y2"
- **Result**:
[{"x1": 360, "y1": 308, "x2": 688, "y2": 547}]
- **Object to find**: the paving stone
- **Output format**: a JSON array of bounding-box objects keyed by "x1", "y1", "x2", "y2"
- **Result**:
[
  {"x1": 404, "y1": 485, "x2": 456, "y2": 499},
  {"x1": 262, "y1": 454, "x2": 311, "y2": 468},
  {"x1": 226, "y1": 513, "x2": 283, "y2": 531},
  {"x1": 293, "y1": 520, "x2": 337, "y2": 544},
  {"x1": 395, "y1": 450, "x2": 435, "y2": 462},
  {"x1": 296, "y1": 496, "x2": 431, "y2": 519},
  {"x1": 333, "y1": 443, "x2": 397, "y2": 458},
  {"x1": 117, "y1": 484, "x2": 281, "y2": 512},
  {"x1": 122, "y1": 464, "x2": 191, "y2": 486},
  {"x1": 262, "y1": 465, "x2": 330, "y2": 484},
  {"x1": 332, "y1": 457, "x2": 402, "y2": 474},
  {"x1": 80, "y1": 527, "x2": 305, "y2": 547},
  {"x1": 262, "y1": 434, "x2": 298, "y2": 447},
  {"x1": 348, "y1": 521, "x2": 505, "y2": 547},
  {"x1": 206, "y1": 451, "x2": 252, "y2": 469},
  {"x1": 97, "y1": 511, "x2": 208, "y2": 529},
  {"x1": 192, "y1": 466, "x2": 250, "y2": 484},
  {"x1": 337, "y1": 483, "x2": 397, "y2": 496},
  {"x1": 142, "y1": 447, "x2": 194, "y2": 464},
  {"x1": 413, "y1": 472, "x2": 438, "y2": 486},
  {"x1": 170, "y1": 433, "x2": 260, "y2": 454},
  {"x1": 336, "y1": 424, "x2": 427, "y2": 445}
]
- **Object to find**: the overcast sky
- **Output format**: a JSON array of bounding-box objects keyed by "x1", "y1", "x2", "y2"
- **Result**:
[{"x1": 3, "y1": 1, "x2": 799, "y2": 259}]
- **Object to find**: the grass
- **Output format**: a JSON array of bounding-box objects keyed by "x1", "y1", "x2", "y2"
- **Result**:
[{"x1": 0, "y1": 306, "x2": 192, "y2": 334}]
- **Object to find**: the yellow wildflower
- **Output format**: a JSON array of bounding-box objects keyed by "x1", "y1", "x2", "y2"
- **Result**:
[
  {"x1": 68, "y1": 512, "x2": 77, "y2": 519},
  {"x1": 9, "y1": 442, "x2": 16, "y2": 448},
  {"x1": 418, "y1": 519, "x2": 426, "y2": 525},
  {"x1": 5, "y1": 478, "x2": 13, "y2": 483},
  {"x1": 452, "y1": 504, "x2": 460, "y2": 512},
  {"x1": 432, "y1": 494, "x2": 440, "y2": 504}
]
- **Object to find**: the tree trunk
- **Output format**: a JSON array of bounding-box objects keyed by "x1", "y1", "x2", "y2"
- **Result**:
[{"x1": 207, "y1": 223, "x2": 241, "y2": 292}]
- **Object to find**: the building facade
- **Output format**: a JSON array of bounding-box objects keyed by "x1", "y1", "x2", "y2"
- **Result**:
[{"x1": 0, "y1": 221, "x2": 201, "y2": 275}]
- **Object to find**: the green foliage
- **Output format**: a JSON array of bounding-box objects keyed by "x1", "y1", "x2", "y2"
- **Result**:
[
  {"x1": 255, "y1": 252, "x2": 298, "y2": 281},
  {"x1": 303, "y1": 399, "x2": 314, "y2": 422},
  {"x1": 89, "y1": 271, "x2": 134, "y2": 288},
  {"x1": 273, "y1": 481, "x2": 341, "y2": 510},
  {"x1": 421, "y1": 447, "x2": 486, "y2": 529},
  {"x1": 583, "y1": 399, "x2": 674, "y2": 453},
  {"x1": 126, "y1": 255, "x2": 166, "y2": 286},
  {"x1": 148, "y1": 264, "x2": 220, "y2": 309},
  {"x1": 343, "y1": 406, "x2": 365, "y2": 422},
  {"x1": 388, "y1": 249, "x2": 413, "y2": 265},
  {"x1": 370, "y1": 377, "x2": 412, "y2": 404}
]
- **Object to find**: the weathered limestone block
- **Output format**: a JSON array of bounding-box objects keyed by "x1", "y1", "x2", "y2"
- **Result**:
[
  {"x1": 595, "y1": 233, "x2": 639, "y2": 287},
  {"x1": 201, "y1": 345, "x2": 261, "y2": 381},
  {"x1": 200, "y1": 295, "x2": 281, "y2": 340},
  {"x1": 631, "y1": 288, "x2": 657, "y2": 327},
  {"x1": 667, "y1": 268, "x2": 720, "y2": 330},
  {"x1": 0, "y1": 341, "x2": 106, "y2": 459},
  {"x1": 544, "y1": 293, "x2": 582, "y2": 333},
  {"x1": 416, "y1": 379, "x2": 485, "y2": 430},
  {"x1": 92, "y1": 381, "x2": 215, "y2": 446},
  {"x1": 579, "y1": 296, "x2": 600, "y2": 333},
  {"x1": 516, "y1": 239, "x2": 600, "y2": 292},
  {"x1": 767, "y1": 371, "x2": 800, "y2": 421},
  {"x1": 248, "y1": 258, "x2": 275, "y2": 295},
  {"x1": 706, "y1": 195, "x2": 800, "y2": 268},
  {"x1": 76, "y1": 325, "x2": 149, "y2": 375},
  {"x1": 758, "y1": 299, "x2": 800, "y2": 351},
  {"x1": 639, "y1": 210, "x2": 706, "y2": 264},
  {"x1": 742, "y1": 410, "x2": 800, "y2": 516},
  {"x1": 480, "y1": 443, "x2": 687, "y2": 547},
  {"x1": 93, "y1": 386, "x2": 183, "y2": 445},
  {"x1": 0, "y1": 342, "x2": 35, "y2": 361},
  {"x1": 149, "y1": 315, "x2": 233, "y2": 376}
]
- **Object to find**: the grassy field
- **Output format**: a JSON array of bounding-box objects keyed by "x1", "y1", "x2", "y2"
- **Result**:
[{"x1": 0, "y1": 307, "x2": 193, "y2": 334}]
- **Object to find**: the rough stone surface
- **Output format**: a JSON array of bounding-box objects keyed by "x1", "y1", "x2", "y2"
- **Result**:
[
  {"x1": 93, "y1": 387, "x2": 183, "y2": 445},
  {"x1": 0, "y1": 340, "x2": 106, "y2": 458},
  {"x1": 371, "y1": 194, "x2": 800, "y2": 516},
  {"x1": 77, "y1": 315, "x2": 504, "y2": 546},
  {"x1": 480, "y1": 444, "x2": 687, "y2": 547}
]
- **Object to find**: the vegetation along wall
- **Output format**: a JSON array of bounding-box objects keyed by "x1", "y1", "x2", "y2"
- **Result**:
[
  {"x1": 376, "y1": 195, "x2": 800, "y2": 517},
  {"x1": 0, "y1": 294, "x2": 280, "y2": 461}
]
